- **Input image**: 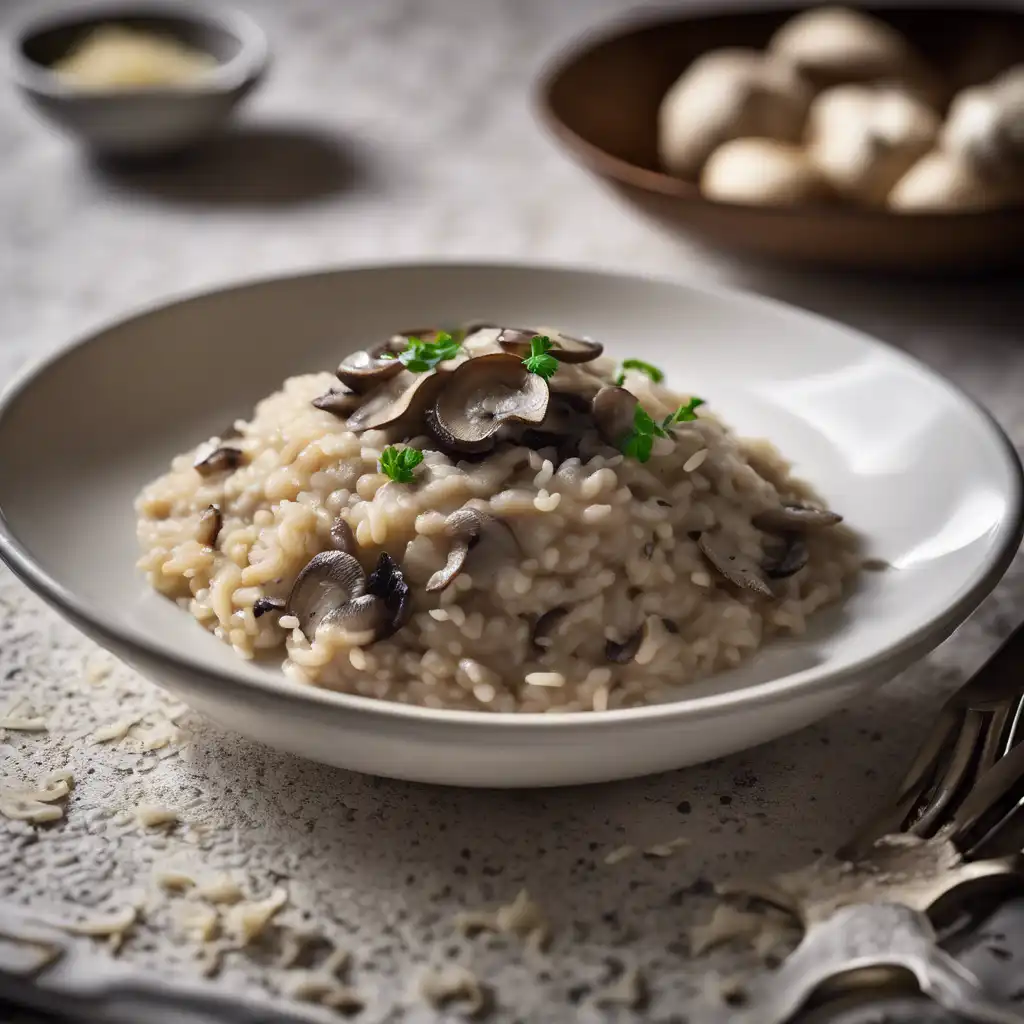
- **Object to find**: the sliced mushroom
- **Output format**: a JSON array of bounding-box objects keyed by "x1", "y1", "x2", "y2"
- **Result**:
[
  {"x1": 346, "y1": 369, "x2": 450, "y2": 434},
  {"x1": 592, "y1": 386, "x2": 639, "y2": 446},
  {"x1": 335, "y1": 342, "x2": 406, "y2": 394},
  {"x1": 194, "y1": 445, "x2": 244, "y2": 477},
  {"x1": 196, "y1": 504, "x2": 222, "y2": 547},
  {"x1": 531, "y1": 607, "x2": 568, "y2": 654},
  {"x1": 496, "y1": 328, "x2": 603, "y2": 364},
  {"x1": 330, "y1": 514, "x2": 355, "y2": 553},
  {"x1": 697, "y1": 533, "x2": 774, "y2": 598},
  {"x1": 286, "y1": 551, "x2": 382, "y2": 638},
  {"x1": 753, "y1": 503, "x2": 843, "y2": 534},
  {"x1": 606, "y1": 625, "x2": 645, "y2": 664},
  {"x1": 426, "y1": 507, "x2": 518, "y2": 592},
  {"x1": 427, "y1": 353, "x2": 549, "y2": 454},
  {"x1": 312, "y1": 387, "x2": 362, "y2": 417},
  {"x1": 762, "y1": 535, "x2": 809, "y2": 580},
  {"x1": 518, "y1": 393, "x2": 592, "y2": 452},
  {"x1": 253, "y1": 596, "x2": 286, "y2": 618},
  {"x1": 366, "y1": 552, "x2": 411, "y2": 639}
]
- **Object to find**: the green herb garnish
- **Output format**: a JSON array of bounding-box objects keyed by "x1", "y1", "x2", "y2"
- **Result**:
[
  {"x1": 379, "y1": 445, "x2": 424, "y2": 483},
  {"x1": 663, "y1": 396, "x2": 705, "y2": 427},
  {"x1": 614, "y1": 359, "x2": 665, "y2": 387},
  {"x1": 397, "y1": 331, "x2": 461, "y2": 373},
  {"x1": 619, "y1": 405, "x2": 667, "y2": 463},
  {"x1": 521, "y1": 335, "x2": 560, "y2": 381}
]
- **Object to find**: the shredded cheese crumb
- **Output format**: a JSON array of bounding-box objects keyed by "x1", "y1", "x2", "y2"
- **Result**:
[
  {"x1": 419, "y1": 964, "x2": 489, "y2": 1017},
  {"x1": 136, "y1": 804, "x2": 180, "y2": 828},
  {"x1": 92, "y1": 718, "x2": 138, "y2": 743},
  {"x1": 456, "y1": 890, "x2": 550, "y2": 951},
  {"x1": 690, "y1": 904, "x2": 764, "y2": 955},
  {"x1": 0, "y1": 714, "x2": 47, "y2": 732},
  {"x1": 594, "y1": 966, "x2": 647, "y2": 1009},
  {"x1": 153, "y1": 868, "x2": 196, "y2": 893},
  {"x1": 644, "y1": 837, "x2": 689, "y2": 858},
  {"x1": 196, "y1": 875, "x2": 243, "y2": 905},
  {"x1": 604, "y1": 845, "x2": 636, "y2": 865},
  {"x1": 174, "y1": 902, "x2": 219, "y2": 943},
  {"x1": 62, "y1": 906, "x2": 137, "y2": 943},
  {"x1": 223, "y1": 888, "x2": 288, "y2": 945},
  {"x1": 0, "y1": 770, "x2": 74, "y2": 824}
]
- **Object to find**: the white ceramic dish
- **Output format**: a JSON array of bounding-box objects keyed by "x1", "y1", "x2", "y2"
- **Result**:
[{"x1": 0, "y1": 265, "x2": 1020, "y2": 787}]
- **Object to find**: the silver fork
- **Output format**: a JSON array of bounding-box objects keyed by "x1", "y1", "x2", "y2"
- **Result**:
[{"x1": 718, "y1": 622, "x2": 1024, "y2": 1024}]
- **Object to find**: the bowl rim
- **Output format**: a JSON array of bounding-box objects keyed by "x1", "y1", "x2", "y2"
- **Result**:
[
  {"x1": 536, "y1": 2, "x2": 1024, "y2": 220},
  {"x1": 0, "y1": 260, "x2": 1021, "y2": 733},
  {"x1": 8, "y1": 0, "x2": 269, "y2": 98}
]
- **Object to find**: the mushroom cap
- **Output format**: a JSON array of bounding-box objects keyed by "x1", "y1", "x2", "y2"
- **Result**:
[
  {"x1": 426, "y1": 507, "x2": 519, "y2": 592},
  {"x1": 427, "y1": 353, "x2": 549, "y2": 453},
  {"x1": 753, "y1": 503, "x2": 843, "y2": 533},
  {"x1": 701, "y1": 139, "x2": 832, "y2": 206},
  {"x1": 697, "y1": 532, "x2": 774, "y2": 598},
  {"x1": 196, "y1": 504, "x2": 222, "y2": 548},
  {"x1": 312, "y1": 386, "x2": 362, "y2": 417},
  {"x1": 942, "y1": 77, "x2": 1024, "y2": 182},
  {"x1": 193, "y1": 445, "x2": 244, "y2": 477},
  {"x1": 495, "y1": 327, "x2": 603, "y2": 364},
  {"x1": 658, "y1": 48, "x2": 811, "y2": 180},
  {"x1": 591, "y1": 386, "x2": 638, "y2": 446},
  {"x1": 887, "y1": 149, "x2": 1017, "y2": 211},
  {"x1": 365, "y1": 552, "x2": 412, "y2": 638},
  {"x1": 286, "y1": 550, "x2": 377, "y2": 638},
  {"x1": 763, "y1": 536, "x2": 809, "y2": 580},
  {"x1": 807, "y1": 85, "x2": 939, "y2": 205},
  {"x1": 346, "y1": 368, "x2": 450, "y2": 434},
  {"x1": 335, "y1": 343, "x2": 405, "y2": 394}
]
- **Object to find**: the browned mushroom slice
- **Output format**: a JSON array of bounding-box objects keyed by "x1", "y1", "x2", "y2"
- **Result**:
[
  {"x1": 346, "y1": 369, "x2": 449, "y2": 434},
  {"x1": 531, "y1": 607, "x2": 568, "y2": 654},
  {"x1": 330, "y1": 514, "x2": 355, "y2": 553},
  {"x1": 592, "y1": 386, "x2": 639, "y2": 446},
  {"x1": 426, "y1": 507, "x2": 518, "y2": 592},
  {"x1": 253, "y1": 596, "x2": 286, "y2": 618},
  {"x1": 196, "y1": 504, "x2": 222, "y2": 547},
  {"x1": 194, "y1": 445, "x2": 244, "y2": 477},
  {"x1": 697, "y1": 533, "x2": 774, "y2": 599},
  {"x1": 606, "y1": 625, "x2": 645, "y2": 664},
  {"x1": 753, "y1": 503, "x2": 843, "y2": 534},
  {"x1": 496, "y1": 328, "x2": 603, "y2": 364},
  {"x1": 426, "y1": 353, "x2": 549, "y2": 454},
  {"x1": 335, "y1": 343, "x2": 406, "y2": 394},
  {"x1": 763, "y1": 535, "x2": 809, "y2": 580},
  {"x1": 286, "y1": 550, "x2": 381, "y2": 638},
  {"x1": 366, "y1": 552, "x2": 411, "y2": 639},
  {"x1": 312, "y1": 387, "x2": 362, "y2": 417}
]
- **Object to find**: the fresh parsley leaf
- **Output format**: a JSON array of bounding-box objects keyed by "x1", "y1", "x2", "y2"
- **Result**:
[
  {"x1": 397, "y1": 331, "x2": 461, "y2": 373},
  {"x1": 634, "y1": 405, "x2": 668, "y2": 439},
  {"x1": 614, "y1": 359, "x2": 665, "y2": 387},
  {"x1": 619, "y1": 404, "x2": 667, "y2": 462},
  {"x1": 522, "y1": 335, "x2": 560, "y2": 381},
  {"x1": 379, "y1": 445, "x2": 424, "y2": 483},
  {"x1": 663, "y1": 396, "x2": 706, "y2": 427},
  {"x1": 622, "y1": 432, "x2": 654, "y2": 463}
]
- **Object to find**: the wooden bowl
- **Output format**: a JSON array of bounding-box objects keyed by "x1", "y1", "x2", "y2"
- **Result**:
[{"x1": 539, "y1": 4, "x2": 1024, "y2": 272}]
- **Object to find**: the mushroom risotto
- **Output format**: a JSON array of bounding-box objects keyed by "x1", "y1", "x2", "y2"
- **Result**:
[{"x1": 135, "y1": 325, "x2": 859, "y2": 712}]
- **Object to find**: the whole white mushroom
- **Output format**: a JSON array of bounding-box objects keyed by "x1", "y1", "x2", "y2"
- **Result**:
[
  {"x1": 768, "y1": 6, "x2": 942, "y2": 103},
  {"x1": 658, "y1": 48, "x2": 812, "y2": 180},
  {"x1": 887, "y1": 149, "x2": 1017, "y2": 211},
  {"x1": 701, "y1": 138, "x2": 832, "y2": 205},
  {"x1": 807, "y1": 85, "x2": 940, "y2": 205},
  {"x1": 941, "y1": 65, "x2": 1024, "y2": 182}
]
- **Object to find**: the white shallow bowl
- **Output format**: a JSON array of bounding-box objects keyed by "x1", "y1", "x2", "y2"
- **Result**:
[{"x1": 0, "y1": 265, "x2": 1020, "y2": 787}]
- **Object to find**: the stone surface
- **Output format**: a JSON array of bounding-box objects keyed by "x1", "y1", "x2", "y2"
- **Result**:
[{"x1": 1, "y1": 0, "x2": 1023, "y2": 1021}]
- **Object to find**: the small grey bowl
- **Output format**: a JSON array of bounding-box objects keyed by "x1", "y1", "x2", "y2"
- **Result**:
[{"x1": 10, "y1": 3, "x2": 269, "y2": 159}]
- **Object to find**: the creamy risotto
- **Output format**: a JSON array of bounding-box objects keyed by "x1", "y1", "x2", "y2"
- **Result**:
[{"x1": 136, "y1": 324, "x2": 859, "y2": 712}]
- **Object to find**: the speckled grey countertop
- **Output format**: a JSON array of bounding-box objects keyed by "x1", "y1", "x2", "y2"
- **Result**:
[{"x1": 2, "y1": 0, "x2": 1024, "y2": 1021}]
